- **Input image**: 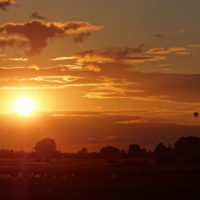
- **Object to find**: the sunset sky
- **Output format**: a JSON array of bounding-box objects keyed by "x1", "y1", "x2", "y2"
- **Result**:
[{"x1": 1, "y1": 0, "x2": 200, "y2": 152}]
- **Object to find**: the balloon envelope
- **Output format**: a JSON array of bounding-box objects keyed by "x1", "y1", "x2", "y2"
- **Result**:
[{"x1": 194, "y1": 112, "x2": 199, "y2": 118}]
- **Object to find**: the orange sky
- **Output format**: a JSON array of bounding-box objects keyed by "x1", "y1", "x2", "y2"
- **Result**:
[{"x1": 0, "y1": 0, "x2": 200, "y2": 152}]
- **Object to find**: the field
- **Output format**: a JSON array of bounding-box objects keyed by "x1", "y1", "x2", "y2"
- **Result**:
[{"x1": 0, "y1": 158, "x2": 199, "y2": 200}]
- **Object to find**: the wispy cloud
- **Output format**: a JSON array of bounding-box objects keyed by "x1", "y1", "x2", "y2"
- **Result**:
[
  {"x1": 30, "y1": 12, "x2": 46, "y2": 20},
  {"x1": 50, "y1": 57, "x2": 76, "y2": 61},
  {"x1": 155, "y1": 32, "x2": 166, "y2": 38},
  {"x1": 73, "y1": 32, "x2": 91, "y2": 45},
  {"x1": 147, "y1": 47, "x2": 187, "y2": 54},
  {"x1": 75, "y1": 46, "x2": 145, "y2": 62},
  {"x1": 0, "y1": 0, "x2": 16, "y2": 11},
  {"x1": 0, "y1": 36, "x2": 29, "y2": 49},
  {"x1": 8, "y1": 58, "x2": 28, "y2": 61},
  {"x1": 157, "y1": 64, "x2": 172, "y2": 67},
  {"x1": 175, "y1": 51, "x2": 193, "y2": 55},
  {"x1": 82, "y1": 71, "x2": 200, "y2": 104},
  {"x1": 188, "y1": 45, "x2": 200, "y2": 48},
  {"x1": 73, "y1": 46, "x2": 165, "y2": 71},
  {"x1": 116, "y1": 118, "x2": 147, "y2": 124},
  {"x1": 85, "y1": 64, "x2": 101, "y2": 72}
]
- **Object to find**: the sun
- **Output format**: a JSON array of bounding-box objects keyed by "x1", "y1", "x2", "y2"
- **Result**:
[{"x1": 15, "y1": 98, "x2": 34, "y2": 114}]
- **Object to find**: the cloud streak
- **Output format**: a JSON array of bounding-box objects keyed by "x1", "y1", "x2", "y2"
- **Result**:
[
  {"x1": 75, "y1": 46, "x2": 145, "y2": 62},
  {"x1": 1, "y1": 65, "x2": 200, "y2": 104},
  {"x1": 147, "y1": 47, "x2": 187, "y2": 54}
]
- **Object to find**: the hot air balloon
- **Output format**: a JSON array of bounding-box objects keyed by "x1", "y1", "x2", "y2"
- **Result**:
[{"x1": 194, "y1": 112, "x2": 199, "y2": 118}]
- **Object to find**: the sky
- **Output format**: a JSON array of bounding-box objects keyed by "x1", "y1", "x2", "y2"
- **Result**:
[{"x1": 0, "y1": 0, "x2": 200, "y2": 152}]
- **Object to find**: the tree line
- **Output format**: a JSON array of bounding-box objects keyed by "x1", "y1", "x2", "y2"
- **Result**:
[{"x1": 0, "y1": 136, "x2": 200, "y2": 161}]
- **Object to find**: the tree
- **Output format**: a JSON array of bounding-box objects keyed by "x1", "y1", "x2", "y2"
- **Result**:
[
  {"x1": 77, "y1": 148, "x2": 89, "y2": 158},
  {"x1": 81, "y1": 148, "x2": 87, "y2": 154},
  {"x1": 34, "y1": 138, "x2": 56, "y2": 153},
  {"x1": 174, "y1": 136, "x2": 200, "y2": 158},
  {"x1": 100, "y1": 146, "x2": 121, "y2": 158},
  {"x1": 154, "y1": 143, "x2": 167, "y2": 157},
  {"x1": 120, "y1": 150, "x2": 128, "y2": 158},
  {"x1": 128, "y1": 144, "x2": 141, "y2": 158}
]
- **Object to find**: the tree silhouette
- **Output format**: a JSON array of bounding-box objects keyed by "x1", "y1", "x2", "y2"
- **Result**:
[
  {"x1": 100, "y1": 146, "x2": 121, "y2": 158},
  {"x1": 174, "y1": 136, "x2": 200, "y2": 158},
  {"x1": 34, "y1": 138, "x2": 56, "y2": 153},
  {"x1": 77, "y1": 148, "x2": 89, "y2": 158},
  {"x1": 128, "y1": 144, "x2": 141, "y2": 158},
  {"x1": 154, "y1": 143, "x2": 167, "y2": 157}
]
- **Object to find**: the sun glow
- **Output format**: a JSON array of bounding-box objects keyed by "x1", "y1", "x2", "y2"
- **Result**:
[{"x1": 15, "y1": 98, "x2": 34, "y2": 114}]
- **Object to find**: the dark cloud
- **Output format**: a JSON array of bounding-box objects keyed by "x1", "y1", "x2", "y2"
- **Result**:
[
  {"x1": 155, "y1": 32, "x2": 165, "y2": 38},
  {"x1": 0, "y1": 20, "x2": 102, "y2": 55},
  {"x1": 73, "y1": 46, "x2": 165, "y2": 71},
  {"x1": 0, "y1": 36, "x2": 29, "y2": 49},
  {"x1": 75, "y1": 46, "x2": 145, "y2": 61},
  {"x1": 30, "y1": 12, "x2": 46, "y2": 20},
  {"x1": 73, "y1": 32, "x2": 91, "y2": 45},
  {"x1": 0, "y1": 0, "x2": 16, "y2": 11}
]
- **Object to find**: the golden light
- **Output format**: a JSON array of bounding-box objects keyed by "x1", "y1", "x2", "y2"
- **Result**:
[{"x1": 15, "y1": 98, "x2": 34, "y2": 114}]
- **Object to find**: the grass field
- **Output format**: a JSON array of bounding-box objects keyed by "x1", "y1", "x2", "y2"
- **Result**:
[{"x1": 0, "y1": 158, "x2": 199, "y2": 200}]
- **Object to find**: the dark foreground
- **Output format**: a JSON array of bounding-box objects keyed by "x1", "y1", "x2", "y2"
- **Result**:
[{"x1": 0, "y1": 159, "x2": 199, "y2": 200}]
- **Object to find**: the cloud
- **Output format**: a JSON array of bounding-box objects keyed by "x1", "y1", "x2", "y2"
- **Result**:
[
  {"x1": 57, "y1": 64, "x2": 82, "y2": 71},
  {"x1": 0, "y1": 0, "x2": 16, "y2": 11},
  {"x1": 1, "y1": 64, "x2": 200, "y2": 105},
  {"x1": 0, "y1": 54, "x2": 6, "y2": 56},
  {"x1": 188, "y1": 45, "x2": 200, "y2": 48},
  {"x1": 75, "y1": 46, "x2": 145, "y2": 62},
  {"x1": 0, "y1": 66, "x2": 68, "y2": 79},
  {"x1": 124, "y1": 56, "x2": 165, "y2": 63},
  {"x1": 82, "y1": 71, "x2": 200, "y2": 104},
  {"x1": 175, "y1": 51, "x2": 193, "y2": 55},
  {"x1": 73, "y1": 32, "x2": 91, "y2": 45},
  {"x1": 85, "y1": 64, "x2": 101, "y2": 72},
  {"x1": 73, "y1": 46, "x2": 165, "y2": 70},
  {"x1": 147, "y1": 47, "x2": 187, "y2": 54},
  {"x1": 155, "y1": 32, "x2": 166, "y2": 38},
  {"x1": 30, "y1": 12, "x2": 46, "y2": 20},
  {"x1": 28, "y1": 65, "x2": 40, "y2": 70},
  {"x1": 0, "y1": 36, "x2": 29, "y2": 49},
  {"x1": 8, "y1": 57, "x2": 28, "y2": 61},
  {"x1": 1, "y1": 55, "x2": 200, "y2": 105},
  {"x1": 0, "y1": 20, "x2": 102, "y2": 56},
  {"x1": 101, "y1": 136, "x2": 119, "y2": 141},
  {"x1": 157, "y1": 64, "x2": 172, "y2": 67},
  {"x1": 50, "y1": 57, "x2": 76, "y2": 61},
  {"x1": 116, "y1": 118, "x2": 147, "y2": 124}
]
